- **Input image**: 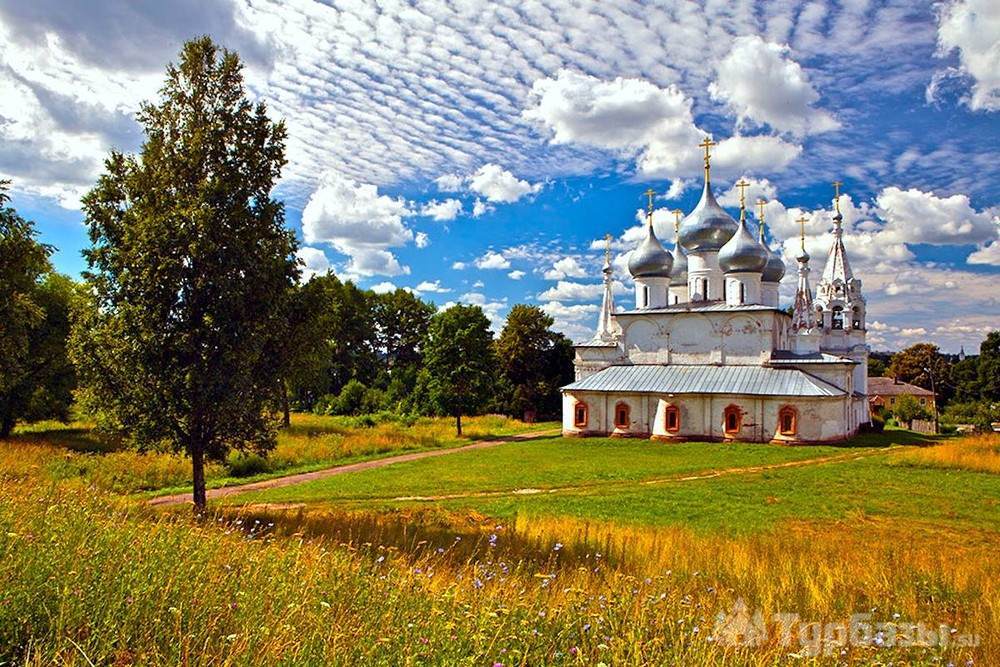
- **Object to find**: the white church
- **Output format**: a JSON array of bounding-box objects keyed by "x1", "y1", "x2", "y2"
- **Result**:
[{"x1": 562, "y1": 140, "x2": 869, "y2": 443}]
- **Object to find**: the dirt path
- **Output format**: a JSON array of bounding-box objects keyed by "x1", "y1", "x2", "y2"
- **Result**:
[
  {"x1": 381, "y1": 446, "x2": 896, "y2": 503},
  {"x1": 147, "y1": 429, "x2": 560, "y2": 508}
]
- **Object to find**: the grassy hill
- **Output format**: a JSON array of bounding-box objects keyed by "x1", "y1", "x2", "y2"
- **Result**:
[{"x1": 1, "y1": 416, "x2": 997, "y2": 665}]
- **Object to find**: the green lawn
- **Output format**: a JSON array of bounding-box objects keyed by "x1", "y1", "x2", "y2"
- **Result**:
[{"x1": 227, "y1": 430, "x2": 990, "y2": 536}]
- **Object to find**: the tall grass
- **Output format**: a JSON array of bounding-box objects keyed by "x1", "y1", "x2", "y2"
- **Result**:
[
  {"x1": 0, "y1": 481, "x2": 991, "y2": 665},
  {"x1": 3, "y1": 414, "x2": 548, "y2": 494},
  {"x1": 895, "y1": 433, "x2": 1000, "y2": 474}
]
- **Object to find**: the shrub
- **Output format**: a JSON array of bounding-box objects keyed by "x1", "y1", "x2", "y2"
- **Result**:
[
  {"x1": 226, "y1": 451, "x2": 274, "y2": 477},
  {"x1": 334, "y1": 380, "x2": 367, "y2": 416}
]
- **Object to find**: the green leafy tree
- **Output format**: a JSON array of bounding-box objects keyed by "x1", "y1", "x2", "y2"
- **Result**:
[
  {"x1": 892, "y1": 394, "x2": 931, "y2": 427},
  {"x1": 277, "y1": 276, "x2": 335, "y2": 423},
  {"x1": 867, "y1": 356, "x2": 887, "y2": 377},
  {"x1": 888, "y1": 343, "x2": 951, "y2": 403},
  {"x1": 70, "y1": 38, "x2": 298, "y2": 511},
  {"x1": 373, "y1": 288, "x2": 435, "y2": 371},
  {"x1": 495, "y1": 304, "x2": 574, "y2": 420},
  {"x1": 950, "y1": 354, "x2": 981, "y2": 404},
  {"x1": 421, "y1": 304, "x2": 496, "y2": 436},
  {"x1": 977, "y1": 331, "x2": 1000, "y2": 402},
  {"x1": 0, "y1": 185, "x2": 71, "y2": 436}
]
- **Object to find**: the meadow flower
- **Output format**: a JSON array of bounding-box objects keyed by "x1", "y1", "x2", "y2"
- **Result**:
[
  {"x1": 569, "y1": 646, "x2": 578, "y2": 657},
  {"x1": 553, "y1": 543, "x2": 563, "y2": 552}
]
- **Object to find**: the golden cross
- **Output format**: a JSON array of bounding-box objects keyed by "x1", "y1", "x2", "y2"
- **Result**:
[
  {"x1": 756, "y1": 198, "x2": 767, "y2": 241},
  {"x1": 797, "y1": 215, "x2": 809, "y2": 251},
  {"x1": 832, "y1": 180, "x2": 843, "y2": 214},
  {"x1": 699, "y1": 137, "x2": 716, "y2": 183},
  {"x1": 672, "y1": 208, "x2": 683, "y2": 232},
  {"x1": 735, "y1": 179, "x2": 750, "y2": 207},
  {"x1": 644, "y1": 188, "x2": 656, "y2": 217}
]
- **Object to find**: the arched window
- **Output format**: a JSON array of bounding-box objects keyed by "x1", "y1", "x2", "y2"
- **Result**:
[
  {"x1": 778, "y1": 406, "x2": 797, "y2": 436},
  {"x1": 614, "y1": 402, "x2": 630, "y2": 429},
  {"x1": 700, "y1": 278, "x2": 708, "y2": 301},
  {"x1": 723, "y1": 405, "x2": 742, "y2": 435},
  {"x1": 664, "y1": 404, "x2": 680, "y2": 432},
  {"x1": 832, "y1": 306, "x2": 844, "y2": 330},
  {"x1": 574, "y1": 401, "x2": 589, "y2": 428},
  {"x1": 739, "y1": 282, "x2": 746, "y2": 304},
  {"x1": 722, "y1": 279, "x2": 727, "y2": 300},
  {"x1": 643, "y1": 285, "x2": 649, "y2": 308},
  {"x1": 852, "y1": 306, "x2": 861, "y2": 330}
]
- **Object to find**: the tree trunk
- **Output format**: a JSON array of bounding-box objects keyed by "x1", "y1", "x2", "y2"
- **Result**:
[
  {"x1": 281, "y1": 379, "x2": 291, "y2": 428},
  {"x1": 455, "y1": 412, "x2": 462, "y2": 437},
  {"x1": 191, "y1": 444, "x2": 207, "y2": 515},
  {"x1": 0, "y1": 401, "x2": 14, "y2": 439}
]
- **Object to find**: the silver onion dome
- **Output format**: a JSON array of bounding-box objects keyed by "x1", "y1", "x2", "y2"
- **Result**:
[
  {"x1": 669, "y1": 241, "x2": 687, "y2": 286},
  {"x1": 678, "y1": 181, "x2": 738, "y2": 252},
  {"x1": 719, "y1": 218, "x2": 768, "y2": 273},
  {"x1": 628, "y1": 225, "x2": 673, "y2": 278},
  {"x1": 761, "y1": 244, "x2": 786, "y2": 283}
]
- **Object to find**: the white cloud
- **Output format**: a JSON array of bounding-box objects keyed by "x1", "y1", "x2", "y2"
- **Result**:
[
  {"x1": 301, "y1": 171, "x2": 413, "y2": 277},
  {"x1": 935, "y1": 0, "x2": 1000, "y2": 111},
  {"x1": 414, "y1": 279, "x2": 451, "y2": 293},
  {"x1": 296, "y1": 246, "x2": 332, "y2": 281},
  {"x1": 718, "y1": 177, "x2": 779, "y2": 208},
  {"x1": 421, "y1": 198, "x2": 463, "y2": 221},
  {"x1": 968, "y1": 240, "x2": 1000, "y2": 265},
  {"x1": 507, "y1": 270, "x2": 526, "y2": 280},
  {"x1": 538, "y1": 280, "x2": 625, "y2": 302},
  {"x1": 472, "y1": 280, "x2": 484, "y2": 288},
  {"x1": 709, "y1": 35, "x2": 839, "y2": 136},
  {"x1": 414, "y1": 231, "x2": 430, "y2": 248},
  {"x1": 543, "y1": 256, "x2": 589, "y2": 280},
  {"x1": 875, "y1": 187, "x2": 998, "y2": 245},
  {"x1": 434, "y1": 173, "x2": 465, "y2": 192},
  {"x1": 474, "y1": 250, "x2": 511, "y2": 270},
  {"x1": 451, "y1": 261, "x2": 467, "y2": 270},
  {"x1": 525, "y1": 69, "x2": 802, "y2": 186},
  {"x1": 467, "y1": 163, "x2": 542, "y2": 203},
  {"x1": 471, "y1": 199, "x2": 494, "y2": 218},
  {"x1": 369, "y1": 281, "x2": 397, "y2": 294}
]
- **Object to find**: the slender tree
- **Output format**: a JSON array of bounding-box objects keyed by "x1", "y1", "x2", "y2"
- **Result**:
[
  {"x1": 70, "y1": 37, "x2": 298, "y2": 511},
  {"x1": 0, "y1": 181, "x2": 56, "y2": 437},
  {"x1": 421, "y1": 304, "x2": 495, "y2": 436},
  {"x1": 977, "y1": 331, "x2": 1000, "y2": 402}
]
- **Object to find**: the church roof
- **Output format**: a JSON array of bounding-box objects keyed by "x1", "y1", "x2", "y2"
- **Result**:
[
  {"x1": 768, "y1": 351, "x2": 856, "y2": 365},
  {"x1": 616, "y1": 303, "x2": 781, "y2": 315},
  {"x1": 563, "y1": 364, "x2": 845, "y2": 397},
  {"x1": 821, "y1": 216, "x2": 854, "y2": 284}
]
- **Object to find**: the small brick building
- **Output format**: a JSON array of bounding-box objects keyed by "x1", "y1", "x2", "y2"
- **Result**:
[{"x1": 868, "y1": 377, "x2": 935, "y2": 414}]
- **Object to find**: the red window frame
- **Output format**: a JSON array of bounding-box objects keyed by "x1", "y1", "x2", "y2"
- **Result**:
[
  {"x1": 778, "y1": 406, "x2": 797, "y2": 436},
  {"x1": 664, "y1": 404, "x2": 680, "y2": 432},
  {"x1": 614, "y1": 402, "x2": 630, "y2": 429},
  {"x1": 573, "y1": 402, "x2": 589, "y2": 428},
  {"x1": 724, "y1": 405, "x2": 742, "y2": 435}
]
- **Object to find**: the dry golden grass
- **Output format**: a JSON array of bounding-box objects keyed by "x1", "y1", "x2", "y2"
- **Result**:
[
  {"x1": 896, "y1": 433, "x2": 1000, "y2": 474},
  {"x1": 2, "y1": 413, "x2": 548, "y2": 494}
]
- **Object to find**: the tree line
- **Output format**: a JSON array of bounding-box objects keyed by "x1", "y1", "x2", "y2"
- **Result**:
[
  {"x1": 869, "y1": 338, "x2": 1000, "y2": 430},
  {"x1": 0, "y1": 38, "x2": 572, "y2": 511}
]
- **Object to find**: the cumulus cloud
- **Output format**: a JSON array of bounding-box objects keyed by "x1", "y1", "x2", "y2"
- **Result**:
[
  {"x1": 457, "y1": 291, "x2": 508, "y2": 331},
  {"x1": 507, "y1": 270, "x2": 526, "y2": 280},
  {"x1": 968, "y1": 240, "x2": 1000, "y2": 265},
  {"x1": 935, "y1": 0, "x2": 1000, "y2": 111},
  {"x1": 525, "y1": 69, "x2": 802, "y2": 187},
  {"x1": 296, "y1": 246, "x2": 332, "y2": 281},
  {"x1": 471, "y1": 199, "x2": 495, "y2": 218},
  {"x1": 414, "y1": 280, "x2": 451, "y2": 293},
  {"x1": 538, "y1": 280, "x2": 625, "y2": 302},
  {"x1": 709, "y1": 35, "x2": 839, "y2": 136},
  {"x1": 467, "y1": 164, "x2": 542, "y2": 203},
  {"x1": 414, "y1": 231, "x2": 430, "y2": 248},
  {"x1": 369, "y1": 281, "x2": 397, "y2": 294},
  {"x1": 543, "y1": 256, "x2": 589, "y2": 280},
  {"x1": 875, "y1": 187, "x2": 998, "y2": 245},
  {"x1": 421, "y1": 198, "x2": 463, "y2": 221},
  {"x1": 718, "y1": 177, "x2": 779, "y2": 208},
  {"x1": 474, "y1": 250, "x2": 511, "y2": 270},
  {"x1": 301, "y1": 171, "x2": 413, "y2": 277}
]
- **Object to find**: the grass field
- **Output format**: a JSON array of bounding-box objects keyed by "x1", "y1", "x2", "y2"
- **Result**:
[
  {"x1": 1, "y1": 417, "x2": 998, "y2": 665},
  {"x1": 5, "y1": 413, "x2": 553, "y2": 495}
]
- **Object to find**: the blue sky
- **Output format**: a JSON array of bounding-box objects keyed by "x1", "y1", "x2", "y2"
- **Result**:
[{"x1": 1, "y1": 0, "x2": 998, "y2": 352}]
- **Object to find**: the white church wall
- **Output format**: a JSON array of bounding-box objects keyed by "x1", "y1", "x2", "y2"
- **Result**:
[{"x1": 565, "y1": 391, "x2": 856, "y2": 443}]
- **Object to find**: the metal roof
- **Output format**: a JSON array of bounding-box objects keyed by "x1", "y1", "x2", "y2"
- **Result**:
[
  {"x1": 563, "y1": 364, "x2": 845, "y2": 397},
  {"x1": 768, "y1": 351, "x2": 856, "y2": 365},
  {"x1": 616, "y1": 302, "x2": 781, "y2": 316}
]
